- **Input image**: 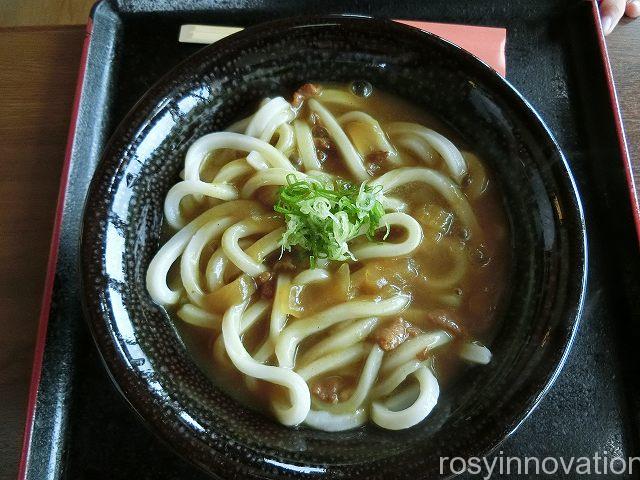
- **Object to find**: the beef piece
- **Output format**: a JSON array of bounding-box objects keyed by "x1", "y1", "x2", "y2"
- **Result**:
[
  {"x1": 372, "y1": 317, "x2": 421, "y2": 351},
  {"x1": 256, "y1": 271, "x2": 275, "y2": 299},
  {"x1": 426, "y1": 310, "x2": 464, "y2": 336},
  {"x1": 311, "y1": 376, "x2": 345, "y2": 404},
  {"x1": 292, "y1": 83, "x2": 322, "y2": 107},
  {"x1": 273, "y1": 254, "x2": 297, "y2": 273},
  {"x1": 365, "y1": 151, "x2": 390, "y2": 176}
]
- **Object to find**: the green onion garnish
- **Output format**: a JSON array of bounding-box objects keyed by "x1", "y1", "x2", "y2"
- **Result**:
[{"x1": 274, "y1": 174, "x2": 387, "y2": 266}]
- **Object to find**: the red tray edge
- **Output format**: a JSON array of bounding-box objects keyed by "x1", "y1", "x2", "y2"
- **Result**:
[
  {"x1": 16, "y1": 18, "x2": 94, "y2": 480},
  {"x1": 590, "y1": 0, "x2": 640, "y2": 243}
]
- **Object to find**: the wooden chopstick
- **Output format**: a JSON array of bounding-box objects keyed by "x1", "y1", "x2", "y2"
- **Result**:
[{"x1": 179, "y1": 25, "x2": 243, "y2": 44}]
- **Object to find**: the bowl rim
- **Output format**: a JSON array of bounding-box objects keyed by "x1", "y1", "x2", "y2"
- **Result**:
[{"x1": 80, "y1": 13, "x2": 588, "y2": 479}]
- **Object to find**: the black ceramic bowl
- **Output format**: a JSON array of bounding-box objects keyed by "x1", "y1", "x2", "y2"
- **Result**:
[{"x1": 81, "y1": 15, "x2": 587, "y2": 479}]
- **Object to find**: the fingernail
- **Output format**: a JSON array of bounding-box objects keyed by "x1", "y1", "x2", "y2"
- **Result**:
[{"x1": 602, "y1": 15, "x2": 613, "y2": 34}]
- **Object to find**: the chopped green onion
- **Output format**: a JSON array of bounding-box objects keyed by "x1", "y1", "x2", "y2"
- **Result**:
[{"x1": 274, "y1": 174, "x2": 386, "y2": 265}]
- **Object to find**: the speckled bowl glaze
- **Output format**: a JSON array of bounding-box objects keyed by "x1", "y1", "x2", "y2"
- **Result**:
[{"x1": 81, "y1": 15, "x2": 587, "y2": 479}]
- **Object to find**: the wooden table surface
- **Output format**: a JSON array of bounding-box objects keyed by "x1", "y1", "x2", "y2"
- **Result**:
[{"x1": 0, "y1": 16, "x2": 638, "y2": 480}]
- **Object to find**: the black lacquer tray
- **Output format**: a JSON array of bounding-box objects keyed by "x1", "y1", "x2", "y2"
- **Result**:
[{"x1": 19, "y1": 1, "x2": 640, "y2": 479}]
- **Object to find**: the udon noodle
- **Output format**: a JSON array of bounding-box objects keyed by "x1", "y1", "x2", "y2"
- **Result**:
[{"x1": 147, "y1": 82, "x2": 508, "y2": 431}]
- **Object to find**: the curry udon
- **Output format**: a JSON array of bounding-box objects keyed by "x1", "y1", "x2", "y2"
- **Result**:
[{"x1": 146, "y1": 82, "x2": 509, "y2": 431}]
